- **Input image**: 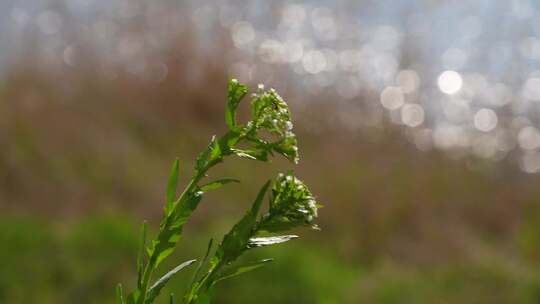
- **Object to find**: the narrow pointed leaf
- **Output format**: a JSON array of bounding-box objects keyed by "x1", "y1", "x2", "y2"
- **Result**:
[
  {"x1": 251, "y1": 180, "x2": 271, "y2": 215},
  {"x1": 147, "y1": 191, "x2": 203, "y2": 269},
  {"x1": 126, "y1": 290, "x2": 140, "y2": 304},
  {"x1": 247, "y1": 235, "x2": 298, "y2": 248},
  {"x1": 137, "y1": 221, "x2": 148, "y2": 288},
  {"x1": 145, "y1": 259, "x2": 197, "y2": 303},
  {"x1": 215, "y1": 181, "x2": 270, "y2": 264},
  {"x1": 166, "y1": 159, "x2": 180, "y2": 214},
  {"x1": 199, "y1": 178, "x2": 240, "y2": 192},
  {"x1": 191, "y1": 239, "x2": 214, "y2": 288},
  {"x1": 215, "y1": 259, "x2": 273, "y2": 283},
  {"x1": 116, "y1": 284, "x2": 125, "y2": 304}
]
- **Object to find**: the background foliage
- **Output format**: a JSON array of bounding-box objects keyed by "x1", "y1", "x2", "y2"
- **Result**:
[{"x1": 4, "y1": 1, "x2": 540, "y2": 303}]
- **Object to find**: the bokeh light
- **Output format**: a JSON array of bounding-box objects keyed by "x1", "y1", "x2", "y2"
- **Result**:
[
  {"x1": 4, "y1": 0, "x2": 540, "y2": 173},
  {"x1": 473, "y1": 108, "x2": 498, "y2": 132},
  {"x1": 438, "y1": 71, "x2": 463, "y2": 95},
  {"x1": 401, "y1": 104, "x2": 425, "y2": 127},
  {"x1": 380, "y1": 86, "x2": 404, "y2": 110}
]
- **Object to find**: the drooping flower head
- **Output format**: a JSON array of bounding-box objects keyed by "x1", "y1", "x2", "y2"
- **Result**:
[{"x1": 259, "y1": 172, "x2": 319, "y2": 232}]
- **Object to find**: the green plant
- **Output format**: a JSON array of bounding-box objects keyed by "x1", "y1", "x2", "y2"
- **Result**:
[{"x1": 117, "y1": 79, "x2": 320, "y2": 304}]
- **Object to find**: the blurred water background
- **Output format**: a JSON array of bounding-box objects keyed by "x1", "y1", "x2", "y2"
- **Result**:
[{"x1": 4, "y1": 0, "x2": 540, "y2": 303}]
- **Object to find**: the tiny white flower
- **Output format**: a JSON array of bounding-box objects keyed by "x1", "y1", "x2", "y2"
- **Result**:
[{"x1": 285, "y1": 121, "x2": 293, "y2": 131}]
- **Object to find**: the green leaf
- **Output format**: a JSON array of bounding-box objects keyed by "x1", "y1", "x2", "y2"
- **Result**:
[
  {"x1": 209, "y1": 138, "x2": 222, "y2": 162},
  {"x1": 247, "y1": 235, "x2": 298, "y2": 248},
  {"x1": 166, "y1": 159, "x2": 180, "y2": 215},
  {"x1": 126, "y1": 290, "x2": 140, "y2": 304},
  {"x1": 215, "y1": 259, "x2": 273, "y2": 283},
  {"x1": 226, "y1": 79, "x2": 248, "y2": 130},
  {"x1": 145, "y1": 259, "x2": 197, "y2": 304},
  {"x1": 149, "y1": 191, "x2": 203, "y2": 268},
  {"x1": 195, "y1": 136, "x2": 223, "y2": 171},
  {"x1": 137, "y1": 221, "x2": 148, "y2": 288},
  {"x1": 249, "y1": 180, "x2": 271, "y2": 216},
  {"x1": 191, "y1": 238, "x2": 214, "y2": 289},
  {"x1": 169, "y1": 294, "x2": 175, "y2": 304},
  {"x1": 116, "y1": 283, "x2": 126, "y2": 304},
  {"x1": 215, "y1": 181, "x2": 270, "y2": 264},
  {"x1": 199, "y1": 178, "x2": 240, "y2": 192}
]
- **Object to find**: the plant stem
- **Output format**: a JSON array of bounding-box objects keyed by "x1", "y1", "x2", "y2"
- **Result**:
[
  {"x1": 137, "y1": 160, "x2": 213, "y2": 304},
  {"x1": 184, "y1": 261, "x2": 222, "y2": 304}
]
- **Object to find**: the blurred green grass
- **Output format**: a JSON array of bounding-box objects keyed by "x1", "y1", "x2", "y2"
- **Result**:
[{"x1": 3, "y1": 214, "x2": 540, "y2": 303}]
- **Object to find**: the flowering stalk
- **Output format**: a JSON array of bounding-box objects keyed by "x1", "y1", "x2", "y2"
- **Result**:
[{"x1": 116, "y1": 79, "x2": 320, "y2": 304}]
